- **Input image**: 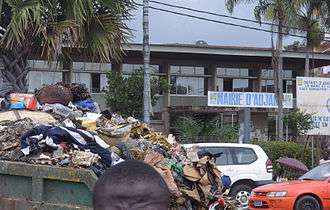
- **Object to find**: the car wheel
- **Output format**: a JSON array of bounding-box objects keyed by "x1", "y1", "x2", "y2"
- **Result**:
[
  {"x1": 295, "y1": 195, "x2": 321, "y2": 210},
  {"x1": 229, "y1": 184, "x2": 253, "y2": 210}
]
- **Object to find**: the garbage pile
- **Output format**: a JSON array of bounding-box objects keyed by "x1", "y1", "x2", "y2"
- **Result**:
[{"x1": 0, "y1": 84, "x2": 236, "y2": 210}]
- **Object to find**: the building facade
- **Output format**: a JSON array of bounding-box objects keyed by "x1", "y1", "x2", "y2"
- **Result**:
[{"x1": 25, "y1": 44, "x2": 330, "y2": 140}]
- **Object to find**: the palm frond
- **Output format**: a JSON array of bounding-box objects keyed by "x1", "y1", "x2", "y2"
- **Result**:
[
  {"x1": 225, "y1": 0, "x2": 254, "y2": 14},
  {"x1": 1, "y1": 0, "x2": 42, "y2": 48},
  {"x1": 80, "y1": 13, "x2": 130, "y2": 62}
]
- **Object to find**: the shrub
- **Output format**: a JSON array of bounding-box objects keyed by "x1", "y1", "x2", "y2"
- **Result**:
[
  {"x1": 252, "y1": 140, "x2": 318, "y2": 169},
  {"x1": 174, "y1": 115, "x2": 239, "y2": 144}
]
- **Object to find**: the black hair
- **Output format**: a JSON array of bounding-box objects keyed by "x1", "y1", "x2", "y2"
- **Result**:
[{"x1": 93, "y1": 160, "x2": 170, "y2": 210}]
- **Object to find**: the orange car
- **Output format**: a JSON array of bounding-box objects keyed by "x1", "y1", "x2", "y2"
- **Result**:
[{"x1": 249, "y1": 162, "x2": 330, "y2": 210}]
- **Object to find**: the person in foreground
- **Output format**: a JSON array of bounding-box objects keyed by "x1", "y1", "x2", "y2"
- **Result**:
[{"x1": 93, "y1": 160, "x2": 170, "y2": 210}]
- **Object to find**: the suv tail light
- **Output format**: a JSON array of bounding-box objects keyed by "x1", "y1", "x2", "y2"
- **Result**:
[{"x1": 266, "y1": 159, "x2": 273, "y2": 173}]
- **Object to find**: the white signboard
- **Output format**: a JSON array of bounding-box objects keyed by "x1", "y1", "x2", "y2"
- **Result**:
[
  {"x1": 297, "y1": 77, "x2": 330, "y2": 135},
  {"x1": 208, "y1": 91, "x2": 293, "y2": 108}
]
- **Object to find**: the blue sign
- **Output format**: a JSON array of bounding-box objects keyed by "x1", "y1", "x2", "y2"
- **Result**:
[{"x1": 208, "y1": 91, "x2": 293, "y2": 108}]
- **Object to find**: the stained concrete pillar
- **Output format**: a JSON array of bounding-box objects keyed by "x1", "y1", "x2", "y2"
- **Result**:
[
  {"x1": 208, "y1": 64, "x2": 217, "y2": 91},
  {"x1": 63, "y1": 58, "x2": 73, "y2": 84},
  {"x1": 111, "y1": 63, "x2": 123, "y2": 73},
  {"x1": 162, "y1": 62, "x2": 171, "y2": 134}
]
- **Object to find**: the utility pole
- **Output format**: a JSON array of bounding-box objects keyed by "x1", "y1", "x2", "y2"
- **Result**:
[
  {"x1": 277, "y1": 17, "x2": 284, "y2": 140},
  {"x1": 143, "y1": 0, "x2": 151, "y2": 124}
]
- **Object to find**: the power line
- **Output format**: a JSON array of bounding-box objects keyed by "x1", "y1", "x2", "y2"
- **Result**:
[
  {"x1": 149, "y1": 0, "x2": 330, "y2": 37},
  {"x1": 136, "y1": 3, "x2": 330, "y2": 42}
]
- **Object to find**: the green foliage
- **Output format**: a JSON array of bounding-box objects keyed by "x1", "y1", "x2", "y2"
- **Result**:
[
  {"x1": 253, "y1": 140, "x2": 318, "y2": 169},
  {"x1": 0, "y1": 0, "x2": 135, "y2": 61},
  {"x1": 105, "y1": 70, "x2": 166, "y2": 120},
  {"x1": 284, "y1": 41, "x2": 306, "y2": 51},
  {"x1": 174, "y1": 116, "x2": 202, "y2": 143},
  {"x1": 283, "y1": 110, "x2": 314, "y2": 138},
  {"x1": 174, "y1": 115, "x2": 239, "y2": 144}
]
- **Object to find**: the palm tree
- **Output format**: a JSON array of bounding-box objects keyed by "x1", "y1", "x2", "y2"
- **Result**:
[
  {"x1": 294, "y1": 0, "x2": 329, "y2": 76},
  {"x1": 226, "y1": 0, "x2": 302, "y2": 140},
  {"x1": 0, "y1": 0, "x2": 134, "y2": 92}
]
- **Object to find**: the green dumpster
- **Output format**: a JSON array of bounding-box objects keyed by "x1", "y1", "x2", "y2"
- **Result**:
[{"x1": 0, "y1": 160, "x2": 98, "y2": 210}]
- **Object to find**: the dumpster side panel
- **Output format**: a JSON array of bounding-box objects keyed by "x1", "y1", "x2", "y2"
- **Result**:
[
  {"x1": 0, "y1": 174, "x2": 32, "y2": 200},
  {"x1": 0, "y1": 161, "x2": 97, "y2": 210},
  {"x1": 43, "y1": 179, "x2": 93, "y2": 206}
]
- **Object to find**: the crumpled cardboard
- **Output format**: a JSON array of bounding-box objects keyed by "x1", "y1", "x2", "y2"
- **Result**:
[
  {"x1": 183, "y1": 165, "x2": 202, "y2": 182},
  {"x1": 72, "y1": 150, "x2": 100, "y2": 167}
]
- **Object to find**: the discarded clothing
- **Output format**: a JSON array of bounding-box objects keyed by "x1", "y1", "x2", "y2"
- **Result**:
[{"x1": 20, "y1": 125, "x2": 112, "y2": 166}]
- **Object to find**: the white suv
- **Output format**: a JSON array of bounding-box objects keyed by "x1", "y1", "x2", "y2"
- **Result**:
[{"x1": 183, "y1": 143, "x2": 273, "y2": 209}]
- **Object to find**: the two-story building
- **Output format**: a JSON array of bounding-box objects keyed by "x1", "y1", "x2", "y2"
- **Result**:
[{"x1": 23, "y1": 43, "x2": 330, "y2": 140}]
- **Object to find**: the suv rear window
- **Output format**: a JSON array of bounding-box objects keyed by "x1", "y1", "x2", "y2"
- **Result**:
[
  {"x1": 200, "y1": 147, "x2": 234, "y2": 165},
  {"x1": 231, "y1": 147, "x2": 257, "y2": 164}
]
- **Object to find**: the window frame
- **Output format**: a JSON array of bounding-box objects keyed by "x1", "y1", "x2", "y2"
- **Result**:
[
  {"x1": 230, "y1": 147, "x2": 258, "y2": 165},
  {"x1": 199, "y1": 146, "x2": 235, "y2": 166}
]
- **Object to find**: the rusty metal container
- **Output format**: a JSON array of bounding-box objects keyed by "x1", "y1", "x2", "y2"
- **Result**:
[{"x1": 0, "y1": 160, "x2": 97, "y2": 210}]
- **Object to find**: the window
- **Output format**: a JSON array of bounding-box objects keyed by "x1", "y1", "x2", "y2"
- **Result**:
[
  {"x1": 170, "y1": 76, "x2": 204, "y2": 95},
  {"x1": 217, "y1": 68, "x2": 226, "y2": 76},
  {"x1": 72, "y1": 73, "x2": 91, "y2": 90},
  {"x1": 232, "y1": 148, "x2": 257, "y2": 164},
  {"x1": 261, "y1": 80, "x2": 274, "y2": 93},
  {"x1": 261, "y1": 69, "x2": 274, "y2": 78},
  {"x1": 284, "y1": 70, "x2": 293, "y2": 78},
  {"x1": 170, "y1": 66, "x2": 205, "y2": 75},
  {"x1": 223, "y1": 78, "x2": 233, "y2": 91},
  {"x1": 200, "y1": 147, "x2": 234, "y2": 165},
  {"x1": 284, "y1": 80, "x2": 293, "y2": 93},
  {"x1": 170, "y1": 65, "x2": 205, "y2": 96},
  {"x1": 233, "y1": 79, "x2": 249, "y2": 92},
  {"x1": 72, "y1": 62, "x2": 111, "y2": 72},
  {"x1": 91, "y1": 73, "x2": 101, "y2": 93},
  {"x1": 216, "y1": 78, "x2": 223, "y2": 91},
  {"x1": 216, "y1": 68, "x2": 249, "y2": 77},
  {"x1": 262, "y1": 69, "x2": 293, "y2": 79},
  {"x1": 226, "y1": 68, "x2": 240, "y2": 77},
  {"x1": 100, "y1": 74, "x2": 107, "y2": 92}
]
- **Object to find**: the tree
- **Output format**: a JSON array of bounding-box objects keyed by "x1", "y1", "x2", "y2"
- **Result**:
[
  {"x1": 284, "y1": 41, "x2": 306, "y2": 51},
  {"x1": 283, "y1": 110, "x2": 314, "y2": 139},
  {"x1": 105, "y1": 70, "x2": 167, "y2": 120},
  {"x1": 294, "y1": 0, "x2": 329, "y2": 76},
  {"x1": 226, "y1": 0, "x2": 302, "y2": 140},
  {"x1": 0, "y1": 0, "x2": 134, "y2": 92}
]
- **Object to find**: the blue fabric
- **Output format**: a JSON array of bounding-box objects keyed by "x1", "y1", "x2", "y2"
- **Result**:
[{"x1": 222, "y1": 175, "x2": 231, "y2": 189}]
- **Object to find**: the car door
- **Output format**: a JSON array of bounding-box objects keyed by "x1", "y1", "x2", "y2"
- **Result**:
[
  {"x1": 201, "y1": 147, "x2": 236, "y2": 180},
  {"x1": 230, "y1": 147, "x2": 258, "y2": 180}
]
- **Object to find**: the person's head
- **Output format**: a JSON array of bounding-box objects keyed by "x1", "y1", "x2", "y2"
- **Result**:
[{"x1": 93, "y1": 160, "x2": 170, "y2": 210}]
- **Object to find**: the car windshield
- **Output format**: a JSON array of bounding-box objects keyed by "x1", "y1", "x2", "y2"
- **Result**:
[{"x1": 299, "y1": 163, "x2": 330, "y2": 181}]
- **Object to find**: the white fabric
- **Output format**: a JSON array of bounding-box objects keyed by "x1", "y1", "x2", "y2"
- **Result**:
[
  {"x1": 94, "y1": 135, "x2": 109, "y2": 149},
  {"x1": 60, "y1": 127, "x2": 87, "y2": 145}
]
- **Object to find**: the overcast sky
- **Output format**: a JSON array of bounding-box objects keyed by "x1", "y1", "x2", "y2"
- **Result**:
[{"x1": 127, "y1": 0, "x2": 299, "y2": 47}]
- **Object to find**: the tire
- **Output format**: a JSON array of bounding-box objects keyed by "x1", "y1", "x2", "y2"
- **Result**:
[
  {"x1": 229, "y1": 184, "x2": 253, "y2": 210},
  {"x1": 295, "y1": 195, "x2": 321, "y2": 210}
]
